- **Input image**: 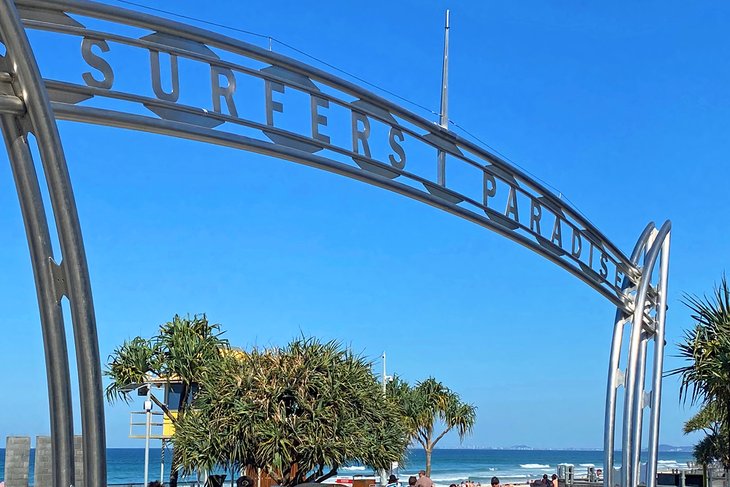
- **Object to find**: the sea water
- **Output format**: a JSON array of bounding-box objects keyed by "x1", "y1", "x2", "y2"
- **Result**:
[
  {"x1": 381, "y1": 449, "x2": 694, "y2": 486},
  {"x1": 0, "y1": 448, "x2": 695, "y2": 486}
]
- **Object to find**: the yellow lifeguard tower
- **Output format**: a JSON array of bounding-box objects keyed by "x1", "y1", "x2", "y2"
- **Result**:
[{"x1": 126, "y1": 375, "x2": 192, "y2": 485}]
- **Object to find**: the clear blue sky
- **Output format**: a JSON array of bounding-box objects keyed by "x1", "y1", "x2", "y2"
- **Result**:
[{"x1": 0, "y1": 0, "x2": 727, "y2": 450}]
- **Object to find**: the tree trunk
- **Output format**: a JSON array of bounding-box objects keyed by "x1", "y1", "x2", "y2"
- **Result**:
[
  {"x1": 727, "y1": 398, "x2": 730, "y2": 487},
  {"x1": 169, "y1": 382, "x2": 190, "y2": 487},
  {"x1": 169, "y1": 449, "x2": 180, "y2": 487},
  {"x1": 426, "y1": 448, "x2": 432, "y2": 477}
]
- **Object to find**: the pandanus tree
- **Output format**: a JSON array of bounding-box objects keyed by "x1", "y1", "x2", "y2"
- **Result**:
[
  {"x1": 683, "y1": 403, "x2": 725, "y2": 487},
  {"x1": 173, "y1": 337, "x2": 409, "y2": 486},
  {"x1": 670, "y1": 276, "x2": 730, "y2": 475},
  {"x1": 388, "y1": 377, "x2": 476, "y2": 476},
  {"x1": 105, "y1": 314, "x2": 228, "y2": 487}
]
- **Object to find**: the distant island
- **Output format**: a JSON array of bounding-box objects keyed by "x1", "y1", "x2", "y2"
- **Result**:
[
  {"x1": 432, "y1": 445, "x2": 694, "y2": 452},
  {"x1": 658, "y1": 445, "x2": 694, "y2": 453}
]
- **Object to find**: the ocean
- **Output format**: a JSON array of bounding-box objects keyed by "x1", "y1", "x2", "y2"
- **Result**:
[{"x1": 0, "y1": 448, "x2": 695, "y2": 486}]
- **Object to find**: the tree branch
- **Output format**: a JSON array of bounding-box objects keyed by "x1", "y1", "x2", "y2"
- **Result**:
[
  {"x1": 316, "y1": 467, "x2": 339, "y2": 483},
  {"x1": 149, "y1": 393, "x2": 177, "y2": 423},
  {"x1": 432, "y1": 427, "x2": 452, "y2": 448}
]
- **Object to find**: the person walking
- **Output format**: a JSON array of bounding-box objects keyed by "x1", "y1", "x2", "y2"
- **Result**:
[{"x1": 416, "y1": 470, "x2": 434, "y2": 487}]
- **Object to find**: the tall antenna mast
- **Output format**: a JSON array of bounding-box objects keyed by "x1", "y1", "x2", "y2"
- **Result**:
[{"x1": 437, "y1": 9, "x2": 450, "y2": 186}]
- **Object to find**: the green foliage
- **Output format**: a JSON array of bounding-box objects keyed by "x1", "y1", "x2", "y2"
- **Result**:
[
  {"x1": 684, "y1": 402, "x2": 723, "y2": 436},
  {"x1": 694, "y1": 435, "x2": 721, "y2": 467},
  {"x1": 671, "y1": 277, "x2": 730, "y2": 406},
  {"x1": 105, "y1": 314, "x2": 228, "y2": 406},
  {"x1": 387, "y1": 376, "x2": 476, "y2": 476},
  {"x1": 683, "y1": 403, "x2": 728, "y2": 469},
  {"x1": 105, "y1": 336, "x2": 156, "y2": 403},
  {"x1": 105, "y1": 314, "x2": 228, "y2": 487},
  {"x1": 669, "y1": 276, "x2": 730, "y2": 469},
  {"x1": 173, "y1": 337, "x2": 409, "y2": 486}
]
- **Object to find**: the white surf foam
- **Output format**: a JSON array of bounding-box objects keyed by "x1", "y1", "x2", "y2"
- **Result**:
[{"x1": 521, "y1": 464, "x2": 550, "y2": 469}]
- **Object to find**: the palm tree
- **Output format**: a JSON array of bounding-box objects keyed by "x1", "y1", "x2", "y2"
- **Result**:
[
  {"x1": 694, "y1": 435, "x2": 720, "y2": 487},
  {"x1": 683, "y1": 403, "x2": 726, "y2": 487},
  {"x1": 670, "y1": 276, "x2": 730, "y2": 472},
  {"x1": 105, "y1": 314, "x2": 228, "y2": 487},
  {"x1": 390, "y1": 377, "x2": 476, "y2": 476}
]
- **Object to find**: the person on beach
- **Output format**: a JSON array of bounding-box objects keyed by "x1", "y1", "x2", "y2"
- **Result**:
[
  {"x1": 551, "y1": 474, "x2": 558, "y2": 487},
  {"x1": 491, "y1": 476, "x2": 501, "y2": 487},
  {"x1": 388, "y1": 474, "x2": 400, "y2": 487},
  {"x1": 148, "y1": 481, "x2": 164, "y2": 487},
  {"x1": 416, "y1": 470, "x2": 434, "y2": 487},
  {"x1": 409, "y1": 476, "x2": 418, "y2": 487}
]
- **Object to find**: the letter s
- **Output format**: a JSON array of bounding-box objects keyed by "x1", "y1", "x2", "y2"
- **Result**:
[
  {"x1": 81, "y1": 37, "x2": 114, "y2": 89},
  {"x1": 388, "y1": 127, "x2": 406, "y2": 169}
]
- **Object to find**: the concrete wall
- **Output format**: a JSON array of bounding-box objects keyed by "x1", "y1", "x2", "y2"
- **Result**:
[
  {"x1": 33, "y1": 436, "x2": 52, "y2": 487},
  {"x1": 74, "y1": 435, "x2": 85, "y2": 487},
  {"x1": 5, "y1": 435, "x2": 85, "y2": 487},
  {"x1": 4, "y1": 436, "x2": 30, "y2": 487}
]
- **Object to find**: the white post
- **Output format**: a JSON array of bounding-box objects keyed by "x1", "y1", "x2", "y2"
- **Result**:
[
  {"x1": 144, "y1": 388, "x2": 152, "y2": 486},
  {"x1": 161, "y1": 439, "x2": 166, "y2": 484}
]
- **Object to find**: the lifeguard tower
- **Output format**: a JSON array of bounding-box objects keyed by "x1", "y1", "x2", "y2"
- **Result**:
[{"x1": 126, "y1": 375, "x2": 190, "y2": 486}]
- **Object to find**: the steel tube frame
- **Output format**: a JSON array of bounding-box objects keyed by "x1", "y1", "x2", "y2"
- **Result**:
[
  {"x1": 14, "y1": 0, "x2": 642, "y2": 306},
  {"x1": 0, "y1": 113, "x2": 75, "y2": 487},
  {"x1": 631, "y1": 334, "x2": 649, "y2": 485},
  {"x1": 17, "y1": 0, "x2": 634, "y2": 273},
  {"x1": 52, "y1": 102, "x2": 634, "y2": 310},
  {"x1": 0, "y1": 2, "x2": 672, "y2": 487},
  {"x1": 603, "y1": 223, "x2": 655, "y2": 487},
  {"x1": 646, "y1": 233, "x2": 670, "y2": 487},
  {"x1": 0, "y1": 1, "x2": 106, "y2": 485},
  {"x1": 620, "y1": 221, "x2": 671, "y2": 487}
]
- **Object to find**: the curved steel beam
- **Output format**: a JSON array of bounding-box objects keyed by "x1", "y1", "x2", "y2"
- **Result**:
[
  {"x1": 0, "y1": 112, "x2": 75, "y2": 487},
  {"x1": 603, "y1": 221, "x2": 655, "y2": 487},
  {"x1": 17, "y1": 0, "x2": 639, "y2": 291},
  {"x1": 645, "y1": 231, "x2": 670, "y2": 487},
  {"x1": 54, "y1": 102, "x2": 632, "y2": 310},
  {"x1": 621, "y1": 220, "x2": 671, "y2": 487},
  {"x1": 0, "y1": 3, "x2": 672, "y2": 487},
  {"x1": 16, "y1": 0, "x2": 630, "y2": 265},
  {"x1": 0, "y1": 1, "x2": 106, "y2": 485}
]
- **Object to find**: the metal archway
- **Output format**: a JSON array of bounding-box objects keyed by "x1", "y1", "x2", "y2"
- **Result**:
[{"x1": 0, "y1": 1, "x2": 670, "y2": 486}]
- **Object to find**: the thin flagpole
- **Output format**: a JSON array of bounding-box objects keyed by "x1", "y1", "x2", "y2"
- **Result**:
[{"x1": 437, "y1": 9, "x2": 450, "y2": 186}]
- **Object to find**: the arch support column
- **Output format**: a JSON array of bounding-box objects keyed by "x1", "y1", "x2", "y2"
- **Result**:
[
  {"x1": 0, "y1": 1, "x2": 106, "y2": 486},
  {"x1": 604, "y1": 221, "x2": 671, "y2": 487}
]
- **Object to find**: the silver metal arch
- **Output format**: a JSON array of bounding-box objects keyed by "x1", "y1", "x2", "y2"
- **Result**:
[
  {"x1": 0, "y1": 1, "x2": 105, "y2": 486},
  {"x1": 604, "y1": 221, "x2": 670, "y2": 487},
  {"x1": 622, "y1": 222, "x2": 670, "y2": 487},
  {"x1": 0, "y1": 1, "x2": 671, "y2": 487},
  {"x1": 16, "y1": 0, "x2": 642, "y2": 311}
]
